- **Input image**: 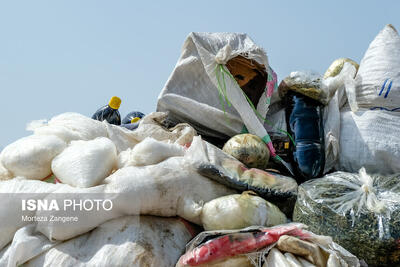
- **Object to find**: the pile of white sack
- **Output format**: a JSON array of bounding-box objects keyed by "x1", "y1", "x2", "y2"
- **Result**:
[{"x1": 0, "y1": 110, "x2": 301, "y2": 266}]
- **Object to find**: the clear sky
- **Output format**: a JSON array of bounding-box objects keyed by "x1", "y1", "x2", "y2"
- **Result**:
[{"x1": 1, "y1": 1, "x2": 399, "y2": 149}]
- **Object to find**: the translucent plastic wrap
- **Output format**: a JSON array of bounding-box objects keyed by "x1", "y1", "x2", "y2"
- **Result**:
[
  {"x1": 323, "y1": 58, "x2": 359, "y2": 79},
  {"x1": 176, "y1": 223, "x2": 360, "y2": 267},
  {"x1": 201, "y1": 192, "x2": 287, "y2": 231},
  {"x1": 222, "y1": 134, "x2": 270, "y2": 169},
  {"x1": 293, "y1": 168, "x2": 400, "y2": 266},
  {"x1": 278, "y1": 71, "x2": 325, "y2": 104}
]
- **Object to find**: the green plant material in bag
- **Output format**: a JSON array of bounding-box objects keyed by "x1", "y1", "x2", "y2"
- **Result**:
[{"x1": 293, "y1": 168, "x2": 400, "y2": 266}]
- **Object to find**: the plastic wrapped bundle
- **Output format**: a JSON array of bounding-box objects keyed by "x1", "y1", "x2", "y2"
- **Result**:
[
  {"x1": 201, "y1": 192, "x2": 287, "y2": 231},
  {"x1": 278, "y1": 72, "x2": 326, "y2": 182},
  {"x1": 284, "y1": 91, "x2": 325, "y2": 182},
  {"x1": 278, "y1": 71, "x2": 325, "y2": 104},
  {"x1": 176, "y1": 223, "x2": 360, "y2": 267},
  {"x1": 222, "y1": 134, "x2": 270, "y2": 169},
  {"x1": 323, "y1": 58, "x2": 359, "y2": 79},
  {"x1": 293, "y1": 168, "x2": 400, "y2": 266},
  {"x1": 198, "y1": 158, "x2": 297, "y2": 218}
]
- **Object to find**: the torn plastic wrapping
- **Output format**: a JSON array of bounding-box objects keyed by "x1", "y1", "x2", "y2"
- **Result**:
[
  {"x1": 293, "y1": 168, "x2": 400, "y2": 266},
  {"x1": 176, "y1": 223, "x2": 360, "y2": 267}
]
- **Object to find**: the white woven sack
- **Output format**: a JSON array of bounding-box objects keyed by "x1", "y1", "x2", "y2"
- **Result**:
[
  {"x1": 51, "y1": 137, "x2": 117, "y2": 188},
  {"x1": 157, "y1": 32, "x2": 273, "y2": 140},
  {"x1": 25, "y1": 216, "x2": 194, "y2": 267},
  {"x1": 339, "y1": 109, "x2": 400, "y2": 174},
  {"x1": 0, "y1": 135, "x2": 66, "y2": 180},
  {"x1": 352, "y1": 24, "x2": 400, "y2": 112}
]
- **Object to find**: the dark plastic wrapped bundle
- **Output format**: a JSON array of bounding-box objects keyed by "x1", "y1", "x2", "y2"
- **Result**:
[
  {"x1": 198, "y1": 160, "x2": 297, "y2": 218},
  {"x1": 284, "y1": 91, "x2": 325, "y2": 182},
  {"x1": 92, "y1": 96, "x2": 121, "y2": 125}
]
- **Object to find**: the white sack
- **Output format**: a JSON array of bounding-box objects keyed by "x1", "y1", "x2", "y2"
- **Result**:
[
  {"x1": 105, "y1": 112, "x2": 196, "y2": 153},
  {"x1": 339, "y1": 109, "x2": 400, "y2": 174},
  {"x1": 25, "y1": 216, "x2": 196, "y2": 267},
  {"x1": 27, "y1": 112, "x2": 108, "y2": 143},
  {"x1": 322, "y1": 62, "x2": 357, "y2": 173},
  {"x1": 1, "y1": 135, "x2": 66, "y2": 180},
  {"x1": 35, "y1": 155, "x2": 235, "y2": 241},
  {"x1": 0, "y1": 137, "x2": 234, "y2": 247},
  {"x1": 157, "y1": 32, "x2": 273, "y2": 140},
  {"x1": 0, "y1": 133, "x2": 235, "y2": 253},
  {"x1": 51, "y1": 137, "x2": 117, "y2": 188},
  {"x1": 117, "y1": 137, "x2": 185, "y2": 168},
  {"x1": 0, "y1": 159, "x2": 233, "y2": 249},
  {"x1": 201, "y1": 192, "x2": 286, "y2": 231},
  {"x1": 0, "y1": 179, "x2": 60, "y2": 251},
  {"x1": 0, "y1": 225, "x2": 60, "y2": 267},
  {"x1": 353, "y1": 24, "x2": 400, "y2": 112},
  {"x1": 0, "y1": 137, "x2": 235, "y2": 249}
]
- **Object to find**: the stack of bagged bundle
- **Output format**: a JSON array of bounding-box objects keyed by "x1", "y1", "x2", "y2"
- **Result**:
[
  {"x1": 292, "y1": 26, "x2": 400, "y2": 266},
  {"x1": 176, "y1": 223, "x2": 360, "y2": 267},
  {"x1": 0, "y1": 112, "x2": 239, "y2": 267}
]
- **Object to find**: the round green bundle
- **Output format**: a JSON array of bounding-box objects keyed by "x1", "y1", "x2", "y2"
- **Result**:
[{"x1": 223, "y1": 134, "x2": 270, "y2": 170}]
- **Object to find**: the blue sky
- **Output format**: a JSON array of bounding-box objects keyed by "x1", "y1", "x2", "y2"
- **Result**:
[{"x1": 1, "y1": 1, "x2": 399, "y2": 148}]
